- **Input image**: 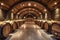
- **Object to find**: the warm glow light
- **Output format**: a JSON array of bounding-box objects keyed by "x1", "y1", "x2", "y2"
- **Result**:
[
  {"x1": 17, "y1": 13, "x2": 20, "y2": 14},
  {"x1": 24, "y1": 17, "x2": 26, "y2": 19},
  {"x1": 55, "y1": 8, "x2": 59, "y2": 18},
  {"x1": 12, "y1": 9, "x2": 14, "y2": 12},
  {"x1": 34, "y1": 4, "x2": 37, "y2": 6},
  {"x1": 44, "y1": 9, "x2": 47, "y2": 12},
  {"x1": 54, "y1": 2, "x2": 57, "y2": 5},
  {"x1": 45, "y1": 13, "x2": 47, "y2": 20},
  {"x1": 39, "y1": 13, "x2": 41, "y2": 14},
  {"x1": 1, "y1": 3, "x2": 4, "y2": 5},
  {"x1": 0, "y1": 9, "x2": 3, "y2": 19},
  {"x1": 28, "y1": 3, "x2": 31, "y2": 6},
  {"x1": 34, "y1": 17, "x2": 36, "y2": 19},
  {"x1": 23, "y1": 4, "x2": 24, "y2": 6},
  {"x1": 11, "y1": 13, "x2": 14, "y2": 19}
]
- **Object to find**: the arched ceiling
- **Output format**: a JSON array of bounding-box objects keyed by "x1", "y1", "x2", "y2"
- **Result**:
[
  {"x1": 10, "y1": 1, "x2": 49, "y2": 14},
  {"x1": 0, "y1": 0, "x2": 60, "y2": 11}
]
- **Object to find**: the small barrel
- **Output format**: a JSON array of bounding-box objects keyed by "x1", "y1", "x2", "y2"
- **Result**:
[
  {"x1": 12, "y1": 22, "x2": 18, "y2": 31},
  {"x1": 0, "y1": 23, "x2": 12, "y2": 38},
  {"x1": 51, "y1": 23, "x2": 60, "y2": 39}
]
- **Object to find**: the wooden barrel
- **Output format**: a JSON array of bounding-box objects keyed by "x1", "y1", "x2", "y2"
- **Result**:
[
  {"x1": 51, "y1": 23, "x2": 60, "y2": 39},
  {"x1": 43, "y1": 22, "x2": 49, "y2": 31},
  {"x1": 17, "y1": 21, "x2": 20, "y2": 28},
  {"x1": 12, "y1": 22, "x2": 18, "y2": 31},
  {"x1": 0, "y1": 23, "x2": 12, "y2": 38},
  {"x1": 40, "y1": 21, "x2": 44, "y2": 29}
]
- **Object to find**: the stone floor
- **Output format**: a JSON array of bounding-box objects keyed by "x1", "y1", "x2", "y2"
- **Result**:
[{"x1": 5, "y1": 22, "x2": 55, "y2": 40}]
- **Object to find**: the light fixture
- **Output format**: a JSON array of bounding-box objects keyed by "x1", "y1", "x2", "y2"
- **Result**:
[
  {"x1": 12, "y1": 9, "x2": 14, "y2": 12},
  {"x1": 28, "y1": 3, "x2": 31, "y2": 6},
  {"x1": 39, "y1": 13, "x2": 41, "y2": 14},
  {"x1": 34, "y1": 4, "x2": 37, "y2": 6},
  {"x1": 22, "y1": 4, "x2": 24, "y2": 6},
  {"x1": 17, "y1": 13, "x2": 20, "y2": 14},
  {"x1": 1, "y1": 3, "x2": 4, "y2": 5},
  {"x1": 44, "y1": 9, "x2": 47, "y2": 12},
  {"x1": 24, "y1": 17, "x2": 26, "y2": 18},
  {"x1": 34, "y1": 17, "x2": 36, "y2": 19},
  {"x1": 54, "y1": 2, "x2": 57, "y2": 5}
]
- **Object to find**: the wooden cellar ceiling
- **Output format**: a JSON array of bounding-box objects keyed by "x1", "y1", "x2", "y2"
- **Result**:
[{"x1": 0, "y1": 0, "x2": 60, "y2": 11}]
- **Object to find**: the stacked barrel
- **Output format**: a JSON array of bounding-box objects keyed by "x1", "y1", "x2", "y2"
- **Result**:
[
  {"x1": 0, "y1": 20, "x2": 60, "y2": 40},
  {"x1": 0, "y1": 23, "x2": 12, "y2": 39},
  {"x1": 35, "y1": 20, "x2": 60, "y2": 39},
  {"x1": 51, "y1": 23, "x2": 60, "y2": 39},
  {"x1": 0, "y1": 20, "x2": 25, "y2": 39}
]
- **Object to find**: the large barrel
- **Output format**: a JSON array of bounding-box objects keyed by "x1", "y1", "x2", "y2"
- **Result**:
[
  {"x1": 51, "y1": 23, "x2": 60, "y2": 39},
  {"x1": 12, "y1": 22, "x2": 18, "y2": 31},
  {"x1": 43, "y1": 22, "x2": 52, "y2": 33},
  {"x1": 0, "y1": 23, "x2": 12, "y2": 38},
  {"x1": 43, "y1": 22, "x2": 49, "y2": 31}
]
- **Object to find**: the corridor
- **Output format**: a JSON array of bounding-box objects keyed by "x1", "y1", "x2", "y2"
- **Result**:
[
  {"x1": 6, "y1": 22, "x2": 53, "y2": 40},
  {"x1": 0, "y1": 0, "x2": 60, "y2": 40}
]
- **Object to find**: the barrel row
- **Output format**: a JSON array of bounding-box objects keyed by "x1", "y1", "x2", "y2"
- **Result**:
[
  {"x1": 35, "y1": 21, "x2": 60, "y2": 39},
  {"x1": 0, "y1": 21, "x2": 24, "y2": 39}
]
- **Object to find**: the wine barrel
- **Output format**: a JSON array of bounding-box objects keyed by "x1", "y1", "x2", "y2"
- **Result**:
[
  {"x1": 0, "y1": 23, "x2": 12, "y2": 38},
  {"x1": 43, "y1": 22, "x2": 49, "y2": 31},
  {"x1": 51, "y1": 23, "x2": 60, "y2": 39},
  {"x1": 12, "y1": 22, "x2": 18, "y2": 31},
  {"x1": 17, "y1": 21, "x2": 20, "y2": 28},
  {"x1": 40, "y1": 21, "x2": 44, "y2": 29}
]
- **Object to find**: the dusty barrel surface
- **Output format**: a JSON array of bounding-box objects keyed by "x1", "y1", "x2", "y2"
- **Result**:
[
  {"x1": 51, "y1": 23, "x2": 60, "y2": 39},
  {"x1": 0, "y1": 23, "x2": 12, "y2": 38}
]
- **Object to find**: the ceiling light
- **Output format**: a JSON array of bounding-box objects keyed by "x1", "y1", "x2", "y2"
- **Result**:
[
  {"x1": 1, "y1": 3, "x2": 4, "y2": 5},
  {"x1": 28, "y1": 3, "x2": 31, "y2": 6},
  {"x1": 44, "y1": 9, "x2": 47, "y2": 12},
  {"x1": 23, "y1": 4, "x2": 24, "y2": 6},
  {"x1": 12, "y1": 9, "x2": 14, "y2": 12},
  {"x1": 24, "y1": 17, "x2": 26, "y2": 18},
  {"x1": 34, "y1": 17, "x2": 36, "y2": 19},
  {"x1": 17, "y1": 13, "x2": 20, "y2": 14},
  {"x1": 39, "y1": 13, "x2": 41, "y2": 14},
  {"x1": 34, "y1": 4, "x2": 37, "y2": 6},
  {"x1": 54, "y1": 2, "x2": 57, "y2": 5}
]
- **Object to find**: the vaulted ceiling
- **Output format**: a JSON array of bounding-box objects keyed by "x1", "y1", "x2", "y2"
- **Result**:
[
  {"x1": 0, "y1": 0, "x2": 60, "y2": 20},
  {"x1": 0, "y1": 0, "x2": 60, "y2": 11}
]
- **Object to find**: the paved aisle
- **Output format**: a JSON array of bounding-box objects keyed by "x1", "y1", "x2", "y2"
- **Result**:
[{"x1": 6, "y1": 22, "x2": 53, "y2": 40}]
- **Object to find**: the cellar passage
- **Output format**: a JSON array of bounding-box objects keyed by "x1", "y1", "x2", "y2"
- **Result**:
[{"x1": 0, "y1": 0, "x2": 60, "y2": 40}]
